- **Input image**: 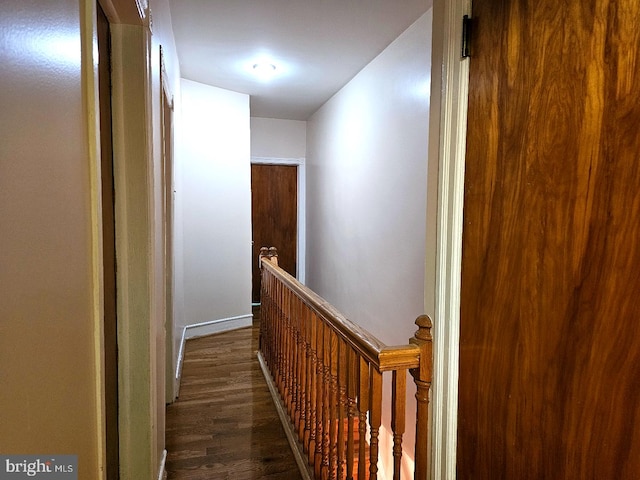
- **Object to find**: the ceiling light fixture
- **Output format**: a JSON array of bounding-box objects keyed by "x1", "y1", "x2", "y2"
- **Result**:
[{"x1": 252, "y1": 61, "x2": 277, "y2": 80}]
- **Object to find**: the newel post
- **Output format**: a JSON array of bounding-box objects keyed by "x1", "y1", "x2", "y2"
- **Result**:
[
  {"x1": 268, "y1": 246, "x2": 278, "y2": 265},
  {"x1": 410, "y1": 314, "x2": 433, "y2": 480},
  {"x1": 259, "y1": 246, "x2": 270, "y2": 267},
  {"x1": 259, "y1": 246, "x2": 279, "y2": 267}
]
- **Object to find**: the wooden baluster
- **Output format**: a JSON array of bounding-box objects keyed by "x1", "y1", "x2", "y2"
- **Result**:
[
  {"x1": 368, "y1": 368, "x2": 382, "y2": 480},
  {"x1": 346, "y1": 348, "x2": 357, "y2": 480},
  {"x1": 329, "y1": 329, "x2": 339, "y2": 479},
  {"x1": 260, "y1": 269, "x2": 273, "y2": 362},
  {"x1": 299, "y1": 300, "x2": 306, "y2": 434},
  {"x1": 304, "y1": 310, "x2": 318, "y2": 465},
  {"x1": 264, "y1": 270, "x2": 271, "y2": 364},
  {"x1": 285, "y1": 288, "x2": 293, "y2": 413},
  {"x1": 291, "y1": 294, "x2": 297, "y2": 423},
  {"x1": 301, "y1": 302, "x2": 311, "y2": 445},
  {"x1": 296, "y1": 297, "x2": 307, "y2": 439},
  {"x1": 272, "y1": 275, "x2": 278, "y2": 368},
  {"x1": 268, "y1": 272, "x2": 274, "y2": 366},
  {"x1": 314, "y1": 319, "x2": 325, "y2": 479},
  {"x1": 337, "y1": 339, "x2": 348, "y2": 479},
  {"x1": 258, "y1": 258, "x2": 266, "y2": 356},
  {"x1": 258, "y1": 248, "x2": 267, "y2": 355},
  {"x1": 272, "y1": 277, "x2": 280, "y2": 384},
  {"x1": 277, "y1": 280, "x2": 285, "y2": 393},
  {"x1": 259, "y1": 264, "x2": 266, "y2": 357},
  {"x1": 270, "y1": 273, "x2": 276, "y2": 366},
  {"x1": 286, "y1": 289, "x2": 295, "y2": 417},
  {"x1": 357, "y1": 358, "x2": 370, "y2": 480},
  {"x1": 280, "y1": 284, "x2": 287, "y2": 402},
  {"x1": 308, "y1": 310, "x2": 318, "y2": 462},
  {"x1": 296, "y1": 298, "x2": 304, "y2": 431},
  {"x1": 321, "y1": 322, "x2": 331, "y2": 480},
  {"x1": 410, "y1": 315, "x2": 433, "y2": 480},
  {"x1": 391, "y1": 370, "x2": 407, "y2": 480},
  {"x1": 369, "y1": 367, "x2": 382, "y2": 480},
  {"x1": 290, "y1": 292, "x2": 298, "y2": 422},
  {"x1": 283, "y1": 283, "x2": 291, "y2": 406}
]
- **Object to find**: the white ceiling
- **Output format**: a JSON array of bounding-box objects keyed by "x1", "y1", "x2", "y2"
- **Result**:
[{"x1": 168, "y1": 0, "x2": 431, "y2": 121}]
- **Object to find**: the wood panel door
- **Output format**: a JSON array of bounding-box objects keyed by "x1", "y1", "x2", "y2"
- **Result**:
[
  {"x1": 251, "y1": 164, "x2": 297, "y2": 302},
  {"x1": 458, "y1": 0, "x2": 640, "y2": 478}
]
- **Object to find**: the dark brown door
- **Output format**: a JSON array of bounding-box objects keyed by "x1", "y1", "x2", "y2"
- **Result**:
[
  {"x1": 458, "y1": 1, "x2": 640, "y2": 478},
  {"x1": 97, "y1": 3, "x2": 119, "y2": 479},
  {"x1": 251, "y1": 164, "x2": 297, "y2": 302}
]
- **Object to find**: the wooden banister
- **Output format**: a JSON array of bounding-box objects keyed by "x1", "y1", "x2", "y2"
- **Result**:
[{"x1": 257, "y1": 247, "x2": 433, "y2": 480}]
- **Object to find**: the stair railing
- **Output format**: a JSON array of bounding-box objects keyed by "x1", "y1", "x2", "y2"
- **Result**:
[{"x1": 257, "y1": 247, "x2": 433, "y2": 480}]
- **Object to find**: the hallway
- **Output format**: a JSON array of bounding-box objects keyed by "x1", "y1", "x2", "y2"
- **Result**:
[{"x1": 165, "y1": 310, "x2": 302, "y2": 479}]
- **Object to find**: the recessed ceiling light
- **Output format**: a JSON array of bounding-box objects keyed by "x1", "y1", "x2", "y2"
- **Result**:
[{"x1": 252, "y1": 62, "x2": 277, "y2": 80}]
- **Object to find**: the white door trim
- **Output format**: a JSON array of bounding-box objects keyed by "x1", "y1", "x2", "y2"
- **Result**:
[
  {"x1": 110, "y1": 21, "x2": 157, "y2": 480},
  {"x1": 250, "y1": 156, "x2": 306, "y2": 285},
  {"x1": 427, "y1": 0, "x2": 471, "y2": 478}
]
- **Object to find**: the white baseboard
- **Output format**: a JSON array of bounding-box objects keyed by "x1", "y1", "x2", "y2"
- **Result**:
[
  {"x1": 157, "y1": 449, "x2": 167, "y2": 480},
  {"x1": 175, "y1": 314, "x2": 254, "y2": 390},
  {"x1": 185, "y1": 313, "x2": 253, "y2": 339},
  {"x1": 175, "y1": 327, "x2": 188, "y2": 395}
]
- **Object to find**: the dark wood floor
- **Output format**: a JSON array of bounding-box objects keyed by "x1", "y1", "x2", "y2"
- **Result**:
[{"x1": 165, "y1": 314, "x2": 303, "y2": 480}]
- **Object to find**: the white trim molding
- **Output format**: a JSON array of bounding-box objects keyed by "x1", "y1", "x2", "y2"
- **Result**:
[
  {"x1": 251, "y1": 156, "x2": 306, "y2": 285},
  {"x1": 185, "y1": 314, "x2": 253, "y2": 339},
  {"x1": 157, "y1": 449, "x2": 167, "y2": 480},
  {"x1": 428, "y1": 0, "x2": 471, "y2": 478},
  {"x1": 251, "y1": 156, "x2": 305, "y2": 166},
  {"x1": 175, "y1": 326, "x2": 188, "y2": 393}
]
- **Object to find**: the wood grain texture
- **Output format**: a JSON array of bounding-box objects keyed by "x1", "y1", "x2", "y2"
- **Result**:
[
  {"x1": 165, "y1": 314, "x2": 303, "y2": 480},
  {"x1": 259, "y1": 259, "x2": 423, "y2": 479},
  {"x1": 251, "y1": 164, "x2": 298, "y2": 302},
  {"x1": 459, "y1": 0, "x2": 640, "y2": 478}
]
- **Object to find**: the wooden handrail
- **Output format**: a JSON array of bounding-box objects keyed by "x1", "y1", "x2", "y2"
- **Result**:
[
  {"x1": 257, "y1": 246, "x2": 433, "y2": 480},
  {"x1": 258, "y1": 247, "x2": 421, "y2": 372}
]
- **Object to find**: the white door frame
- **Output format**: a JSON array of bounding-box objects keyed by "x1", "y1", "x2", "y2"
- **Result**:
[
  {"x1": 109, "y1": 17, "x2": 159, "y2": 480},
  {"x1": 250, "y1": 156, "x2": 306, "y2": 285},
  {"x1": 427, "y1": 0, "x2": 471, "y2": 478}
]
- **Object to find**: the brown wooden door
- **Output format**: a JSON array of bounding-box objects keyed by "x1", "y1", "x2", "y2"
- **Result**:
[
  {"x1": 251, "y1": 164, "x2": 297, "y2": 302},
  {"x1": 458, "y1": 1, "x2": 640, "y2": 478}
]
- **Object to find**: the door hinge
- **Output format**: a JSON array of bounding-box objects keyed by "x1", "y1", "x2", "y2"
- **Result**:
[{"x1": 462, "y1": 15, "x2": 472, "y2": 58}]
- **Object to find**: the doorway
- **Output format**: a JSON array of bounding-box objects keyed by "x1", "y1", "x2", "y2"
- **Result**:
[
  {"x1": 97, "y1": 2, "x2": 119, "y2": 478},
  {"x1": 251, "y1": 163, "x2": 298, "y2": 302},
  {"x1": 160, "y1": 50, "x2": 176, "y2": 403}
]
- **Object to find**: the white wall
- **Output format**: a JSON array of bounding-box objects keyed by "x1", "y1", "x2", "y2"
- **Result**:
[
  {"x1": 307, "y1": 10, "x2": 431, "y2": 344},
  {"x1": 250, "y1": 117, "x2": 307, "y2": 159},
  {"x1": 179, "y1": 79, "x2": 253, "y2": 335},
  {"x1": 250, "y1": 117, "x2": 307, "y2": 282},
  {"x1": 305, "y1": 9, "x2": 432, "y2": 476}
]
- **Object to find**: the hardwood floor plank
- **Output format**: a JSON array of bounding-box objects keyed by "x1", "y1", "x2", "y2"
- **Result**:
[{"x1": 166, "y1": 317, "x2": 303, "y2": 480}]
